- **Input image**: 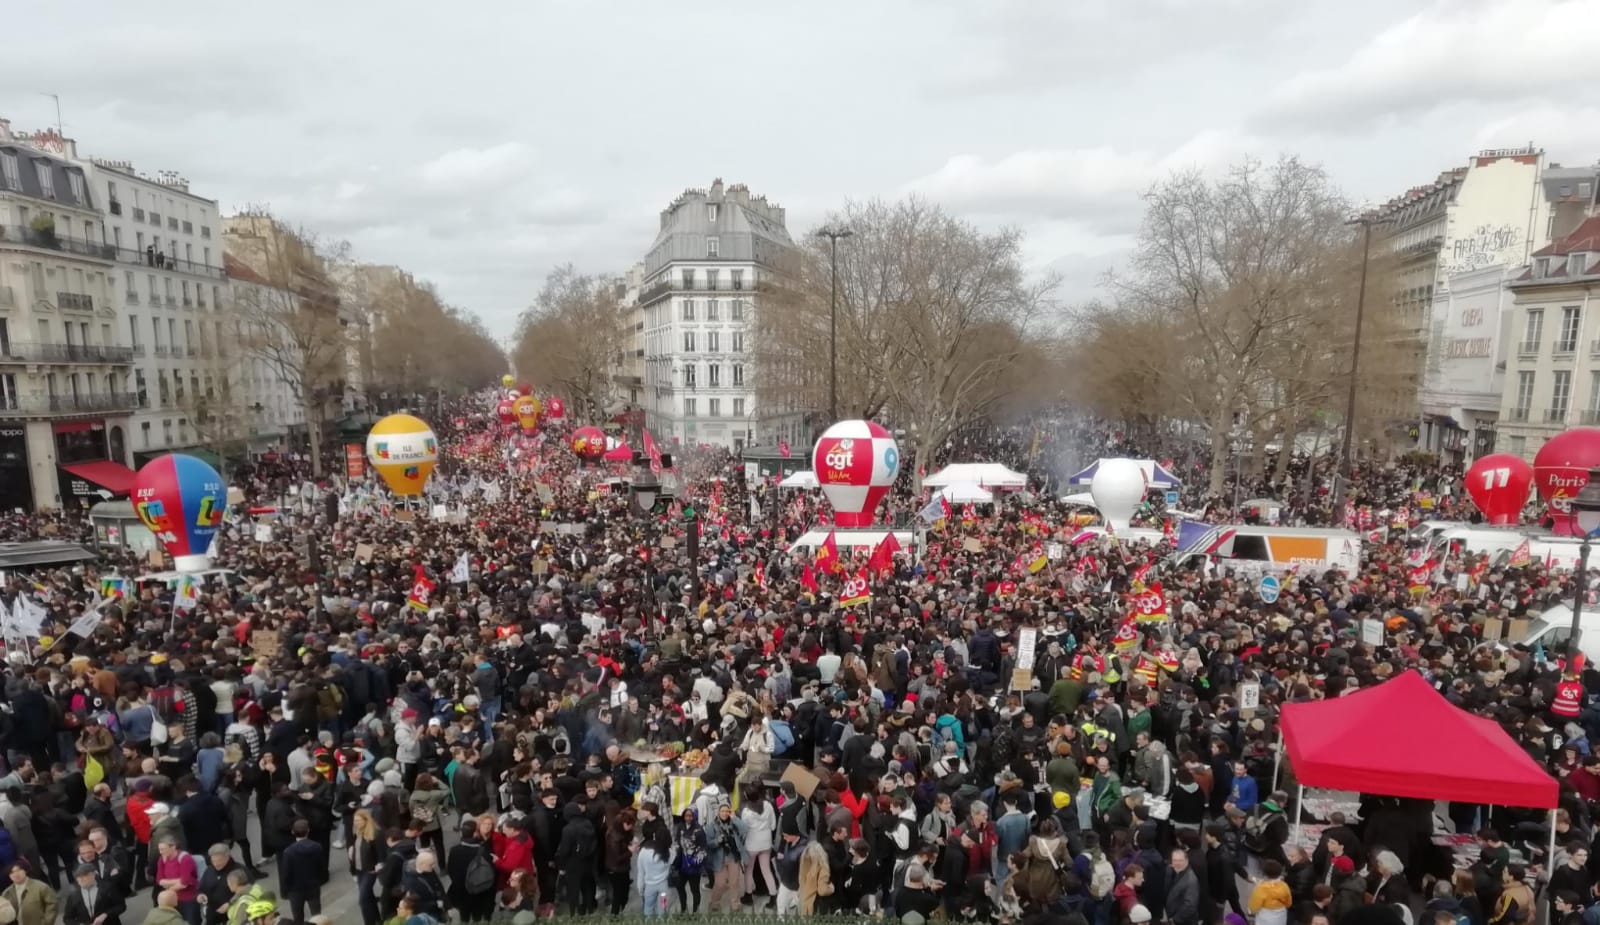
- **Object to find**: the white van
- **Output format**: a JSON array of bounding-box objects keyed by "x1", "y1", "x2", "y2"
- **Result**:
[
  {"x1": 133, "y1": 568, "x2": 242, "y2": 589},
  {"x1": 1173, "y1": 525, "x2": 1362, "y2": 574},
  {"x1": 1516, "y1": 603, "x2": 1600, "y2": 664}
]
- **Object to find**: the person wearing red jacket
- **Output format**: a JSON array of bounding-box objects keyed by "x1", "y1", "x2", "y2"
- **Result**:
[
  {"x1": 1114, "y1": 864, "x2": 1146, "y2": 923},
  {"x1": 953, "y1": 804, "x2": 999, "y2": 879},
  {"x1": 492, "y1": 815, "x2": 535, "y2": 891},
  {"x1": 836, "y1": 786, "x2": 869, "y2": 838},
  {"x1": 126, "y1": 781, "x2": 155, "y2": 889}
]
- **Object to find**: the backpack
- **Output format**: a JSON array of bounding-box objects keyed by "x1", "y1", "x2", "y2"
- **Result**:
[
  {"x1": 464, "y1": 845, "x2": 496, "y2": 894},
  {"x1": 1245, "y1": 810, "x2": 1283, "y2": 850},
  {"x1": 317, "y1": 684, "x2": 344, "y2": 721},
  {"x1": 150, "y1": 686, "x2": 183, "y2": 724},
  {"x1": 769, "y1": 720, "x2": 796, "y2": 756},
  {"x1": 1088, "y1": 853, "x2": 1116, "y2": 899}
]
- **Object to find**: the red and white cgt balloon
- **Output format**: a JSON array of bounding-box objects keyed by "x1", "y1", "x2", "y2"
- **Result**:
[{"x1": 811, "y1": 419, "x2": 900, "y2": 528}]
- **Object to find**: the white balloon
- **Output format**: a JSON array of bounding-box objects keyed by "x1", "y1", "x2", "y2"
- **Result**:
[{"x1": 1089, "y1": 457, "x2": 1147, "y2": 533}]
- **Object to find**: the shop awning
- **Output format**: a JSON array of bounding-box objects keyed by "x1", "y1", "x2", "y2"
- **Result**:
[{"x1": 60, "y1": 460, "x2": 138, "y2": 496}]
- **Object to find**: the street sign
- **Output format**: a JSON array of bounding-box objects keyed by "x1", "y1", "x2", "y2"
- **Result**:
[
  {"x1": 1258, "y1": 574, "x2": 1280, "y2": 604},
  {"x1": 1164, "y1": 490, "x2": 1179, "y2": 506}
]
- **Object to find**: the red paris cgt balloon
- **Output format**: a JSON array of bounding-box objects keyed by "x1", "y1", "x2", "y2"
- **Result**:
[
  {"x1": 495, "y1": 398, "x2": 516, "y2": 425},
  {"x1": 571, "y1": 426, "x2": 607, "y2": 460},
  {"x1": 1533, "y1": 428, "x2": 1600, "y2": 535},
  {"x1": 1463, "y1": 453, "x2": 1533, "y2": 525}
]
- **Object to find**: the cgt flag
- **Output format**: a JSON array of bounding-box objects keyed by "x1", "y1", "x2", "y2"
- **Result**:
[
  {"x1": 815, "y1": 530, "x2": 843, "y2": 574},
  {"x1": 407, "y1": 567, "x2": 436, "y2": 612},
  {"x1": 840, "y1": 569, "x2": 873, "y2": 607},
  {"x1": 1130, "y1": 582, "x2": 1169, "y2": 623}
]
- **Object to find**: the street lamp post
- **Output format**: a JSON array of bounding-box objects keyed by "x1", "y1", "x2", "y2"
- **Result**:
[
  {"x1": 1568, "y1": 467, "x2": 1600, "y2": 658},
  {"x1": 1332, "y1": 214, "x2": 1390, "y2": 520},
  {"x1": 815, "y1": 227, "x2": 852, "y2": 423}
]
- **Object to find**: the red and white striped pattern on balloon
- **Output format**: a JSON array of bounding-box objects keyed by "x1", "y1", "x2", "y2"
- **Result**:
[{"x1": 811, "y1": 419, "x2": 900, "y2": 528}]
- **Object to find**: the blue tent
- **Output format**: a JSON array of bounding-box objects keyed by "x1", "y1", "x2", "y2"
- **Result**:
[{"x1": 1066, "y1": 458, "x2": 1183, "y2": 488}]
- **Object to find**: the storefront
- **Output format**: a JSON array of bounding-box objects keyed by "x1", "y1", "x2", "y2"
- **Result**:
[
  {"x1": 0, "y1": 425, "x2": 30, "y2": 512},
  {"x1": 54, "y1": 421, "x2": 138, "y2": 509}
]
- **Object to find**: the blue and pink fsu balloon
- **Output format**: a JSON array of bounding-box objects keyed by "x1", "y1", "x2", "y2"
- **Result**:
[{"x1": 132, "y1": 453, "x2": 228, "y2": 572}]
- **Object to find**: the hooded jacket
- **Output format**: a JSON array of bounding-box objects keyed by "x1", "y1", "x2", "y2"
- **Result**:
[{"x1": 555, "y1": 802, "x2": 597, "y2": 866}]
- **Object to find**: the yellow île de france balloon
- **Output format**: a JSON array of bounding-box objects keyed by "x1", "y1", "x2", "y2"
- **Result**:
[
  {"x1": 501, "y1": 374, "x2": 514, "y2": 387},
  {"x1": 365, "y1": 413, "x2": 438, "y2": 497}
]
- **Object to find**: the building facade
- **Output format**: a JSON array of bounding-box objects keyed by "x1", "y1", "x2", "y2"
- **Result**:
[
  {"x1": 640, "y1": 179, "x2": 793, "y2": 449},
  {"x1": 0, "y1": 120, "x2": 138, "y2": 511},
  {"x1": 1495, "y1": 215, "x2": 1600, "y2": 460},
  {"x1": 1374, "y1": 146, "x2": 1553, "y2": 462},
  {"x1": 76, "y1": 152, "x2": 230, "y2": 465},
  {"x1": 223, "y1": 255, "x2": 306, "y2": 446}
]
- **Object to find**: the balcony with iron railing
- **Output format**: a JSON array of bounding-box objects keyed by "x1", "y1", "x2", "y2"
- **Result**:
[
  {"x1": 1556, "y1": 339, "x2": 1579, "y2": 356},
  {"x1": 638, "y1": 277, "x2": 752, "y2": 306},
  {"x1": 0, "y1": 391, "x2": 141, "y2": 417},
  {"x1": 1518, "y1": 340, "x2": 1542, "y2": 355},
  {"x1": 0, "y1": 342, "x2": 134, "y2": 364},
  {"x1": 56, "y1": 292, "x2": 93, "y2": 312},
  {"x1": 1509, "y1": 407, "x2": 1531, "y2": 422},
  {"x1": 109, "y1": 245, "x2": 227, "y2": 280},
  {"x1": 165, "y1": 295, "x2": 177, "y2": 307},
  {"x1": 1582, "y1": 410, "x2": 1600, "y2": 425},
  {"x1": 154, "y1": 344, "x2": 171, "y2": 358},
  {"x1": 1547, "y1": 408, "x2": 1571, "y2": 423},
  {"x1": 0, "y1": 225, "x2": 116, "y2": 261}
]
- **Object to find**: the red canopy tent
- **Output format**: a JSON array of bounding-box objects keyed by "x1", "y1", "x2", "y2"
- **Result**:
[{"x1": 1280, "y1": 669, "x2": 1557, "y2": 809}]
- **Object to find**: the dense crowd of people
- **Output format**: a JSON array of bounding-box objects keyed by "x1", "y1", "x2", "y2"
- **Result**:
[{"x1": 0, "y1": 402, "x2": 1589, "y2": 925}]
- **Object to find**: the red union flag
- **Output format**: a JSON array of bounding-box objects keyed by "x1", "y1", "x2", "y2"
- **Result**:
[
  {"x1": 840, "y1": 569, "x2": 873, "y2": 606},
  {"x1": 779, "y1": 439, "x2": 791, "y2": 459},
  {"x1": 407, "y1": 567, "x2": 435, "y2": 612},
  {"x1": 642, "y1": 429, "x2": 664, "y2": 475},
  {"x1": 1130, "y1": 582, "x2": 1168, "y2": 623}
]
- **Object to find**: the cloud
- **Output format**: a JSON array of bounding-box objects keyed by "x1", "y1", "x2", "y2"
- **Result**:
[
  {"x1": 901, "y1": 130, "x2": 1258, "y2": 232},
  {"x1": 416, "y1": 143, "x2": 532, "y2": 188},
  {"x1": 1474, "y1": 106, "x2": 1600, "y2": 163},
  {"x1": 1255, "y1": 0, "x2": 1600, "y2": 130}
]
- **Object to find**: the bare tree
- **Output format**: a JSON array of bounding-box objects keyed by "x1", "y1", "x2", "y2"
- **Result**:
[
  {"x1": 512, "y1": 265, "x2": 627, "y2": 420},
  {"x1": 224, "y1": 211, "x2": 349, "y2": 477},
  {"x1": 762, "y1": 198, "x2": 1059, "y2": 486}
]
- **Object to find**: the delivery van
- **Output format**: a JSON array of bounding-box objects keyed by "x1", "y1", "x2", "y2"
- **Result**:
[
  {"x1": 1515, "y1": 603, "x2": 1600, "y2": 664},
  {"x1": 1174, "y1": 525, "x2": 1362, "y2": 574}
]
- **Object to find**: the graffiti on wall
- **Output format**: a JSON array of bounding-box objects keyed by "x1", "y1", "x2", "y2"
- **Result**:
[{"x1": 1447, "y1": 223, "x2": 1522, "y2": 273}]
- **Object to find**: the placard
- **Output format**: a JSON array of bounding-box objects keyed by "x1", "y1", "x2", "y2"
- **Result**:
[
  {"x1": 1015, "y1": 627, "x2": 1038, "y2": 670},
  {"x1": 1360, "y1": 618, "x2": 1384, "y2": 647},
  {"x1": 536, "y1": 483, "x2": 555, "y2": 504},
  {"x1": 253, "y1": 523, "x2": 273, "y2": 543},
  {"x1": 1507, "y1": 618, "x2": 1530, "y2": 643},
  {"x1": 355, "y1": 543, "x2": 376, "y2": 563},
  {"x1": 250, "y1": 630, "x2": 281, "y2": 660},
  {"x1": 1238, "y1": 682, "x2": 1261, "y2": 710},
  {"x1": 1009, "y1": 668, "x2": 1034, "y2": 692},
  {"x1": 661, "y1": 536, "x2": 677, "y2": 549},
  {"x1": 431, "y1": 504, "x2": 448, "y2": 519},
  {"x1": 962, "y1": 538, "x2": 984, "y2": 553},
  {"x1": 780, "y1": 763, "x2": 821, "y2": 800},
  {"x1": 147, "y1": 549, "x2": 165, "y2": 568},
  {"x1": 344, "y1": 444, "x2": 366, "y2": 479},
  {"x1": 1481, "y1": 616, "x2": 1504, "y2": 642},
  {"x1": 394, "y1": 510, "x2": 414, "y2": 522},
  {"x1": 530, "y1": 558, "x2": 549, "y2": 575},
  {"x1": 1045, "y1": 543, "x2": 1064, "y2": 560},
  {"x1": 1257, "y1": 574, "x2": 1280, "y2": 604}
]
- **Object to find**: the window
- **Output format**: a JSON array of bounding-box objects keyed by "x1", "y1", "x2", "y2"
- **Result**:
[
  {"x1": 684, "y1": 397, "x2": 697, "y2": 417},
  {"x1": 683, "y1": 364, "x2": 697, "y2": 388},
  {"x1": 731, "y1": 331, "x2": 745, "y2": 354},
  {"x1": 184, "y1": 320, "x2": 194, "y2": 348},
  {"x1": 1560, "y1": 306, "x2": 1583, "y2": 352},
  {"x1": 1590, "y1": 372, "x2": 1600, "y2": 420},
  {"x1": 1509, "y1": 434, "x2": 1526, "y2": 456},
  {"x1": 1583, "y1": 182, "x2": 1594, "y2": 200},
  {"x1": 681, "y1": 269, "x2": 695, "y2": 290},
  {"x1": 162, "y1": 420, "x2": 172, "y2": 445},
  {"x1": 731, "y1": 300, "x2": 745, "y2": 321},
  {"x1": 158, "y1": 372, "x2": 170, "y2": 405},
  {"x1": 67, "y1": 172, "x2": 85, "y2": 204},
  {"x1": 1515, "y1": 371, "x2": 1535, "y2": 417},
  {"x1": 1523, "y1": 309, "x2": 1544, "y2": 352},
  {"x1": 151, "y1": 317, "x2": 162, "y2": 346},
  {"x1": 708, "y1": 364, "x2": 721, "y2": 387},
  {"x1": 683, "y1": 331, "x2": 696, "y2": 352},
  {"x1": 1571, "y1": 254, "x2": 1591, "y2": 276},
  {"x1": 167, "y1": 319, "x2": 177, "y2": 345},
  {"x1": 733, "y1": 364, "x2": 745, "y2": 387},
  {"x1": 733, "y1": 397, "x2": 745, "y2": 418},
  {"x1": 135, "y1": 370, "x2": 148, "y2": 407},
  {"x1": 708, "y1": 204, "x2": 718, "y2": 223},
  {"x1": 681, "y1": 300, "x2": 695, "y2": 321},
  {"x1": 174, "y1": 375, "x2": 185, "y2": 403},
  {"x1": 34, "y1": 162, "x2": 53, "y2": 198},
  {"x1": 709, "y1": 398, "x2": 721, "y2": 417},
  {"x1": 707, "y1": 237, "x2": 720, "y2": 258},
  {"x1": 0, "y1": 373, "x2": 15, "y2": 411},
  {"x1": 1553, "y1": 370, "x2": 1572, "y2": 420},
  {"x1": 732, "y1": 269, "x2": 744, "y2": 290},
  {"x1": 707, "y1": 300, "x2": 719, "y2": 321},
  {"x1": 0, "y1": 152, "x2": 17, "y2": 189}
]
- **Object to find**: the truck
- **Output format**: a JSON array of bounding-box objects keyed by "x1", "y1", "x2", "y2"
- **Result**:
[{"x1": 1172, "y1": 525, "x2": 1363, "y2": 575}]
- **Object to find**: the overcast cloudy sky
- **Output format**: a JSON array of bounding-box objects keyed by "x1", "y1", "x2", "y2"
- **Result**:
[{"x1": 5, "y1": 0, "x2": 1597, "y2": 342}]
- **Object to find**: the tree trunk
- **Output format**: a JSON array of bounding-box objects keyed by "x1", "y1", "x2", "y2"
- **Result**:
[
  {"x1": 1273, "y1": 416, "x2": 1299, "y2": 483},
  {"x1": 1207, "y1": 410, "x2": 1231, "y2": 497},
  {"x1": 307, "y1": 398, "x2": 324, "y2": 478}
]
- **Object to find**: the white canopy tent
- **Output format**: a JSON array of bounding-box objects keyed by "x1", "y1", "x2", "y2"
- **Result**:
[
  {"x1": 789, "y1": 529, "x2": 915, "y2": 553},
  {"x1": 936, "y1": 482, "x2": 994, "y2": 504},
  {"x1": 923, "y1": 463, "x2": 1027, "y2": 489},
  {"x1": 1061, "y1": 492, "x2": 1096, "y2": 507},
  {"x1": 778, "y1": 470, "x2": 819, "y2": 489}
]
